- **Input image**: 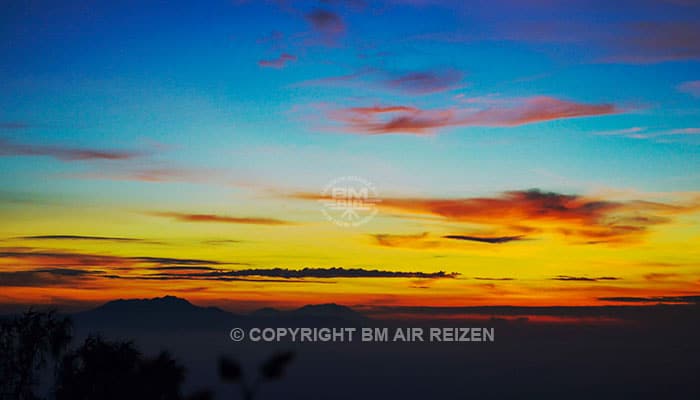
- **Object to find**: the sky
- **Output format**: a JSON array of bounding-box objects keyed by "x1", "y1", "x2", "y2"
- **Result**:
[{"x1": 1, "y1": 0, "x2": 699, "y2": 312}]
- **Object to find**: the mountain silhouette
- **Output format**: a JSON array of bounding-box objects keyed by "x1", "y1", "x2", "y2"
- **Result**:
[
  {"x1": 74, "y1": 296, "x2": 238, "y2": 332},
  {"x1": 72, "y1": 296, "x2": 366, "y2": 334},
  {"x1": 249, "y1": 307, "x2": 281, "y2": 318},
  {"x1": 92, "y1": 295, "x2": 227, "y2": 315},
  {"x1": 291, "y1": 303, "x2": 366, "y2": 321}
]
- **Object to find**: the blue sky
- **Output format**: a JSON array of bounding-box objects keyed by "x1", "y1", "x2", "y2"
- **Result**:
[
  {"x1": 1, "y1": 1, "x2": 700, "y2": 309},
  {"x1": 2, "y1": 1, "x2": 699, "y2": 202}
]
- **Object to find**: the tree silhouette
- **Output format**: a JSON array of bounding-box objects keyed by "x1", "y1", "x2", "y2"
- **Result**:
[
  {"x1": 218, "y1": 351, "x2": 295, "y2": 400},
  {"x1": 54, "y1": 335, "x2": 188, "y2": 400},
  {"x1": 0, "y1": 310, "x2": 72, "y2": 400},
  {"x1": 3, "y1": 308, "x2": 297, "y2": 400}
]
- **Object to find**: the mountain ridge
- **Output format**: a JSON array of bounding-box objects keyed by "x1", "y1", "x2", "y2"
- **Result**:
[{"x1": 72, "y1": 295, "x2": 366, "y2": 332}]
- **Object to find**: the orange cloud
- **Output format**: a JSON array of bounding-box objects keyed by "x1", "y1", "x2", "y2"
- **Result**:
[
  {"x1": 326, "y1": 96, "x2": 618, "y2": 135},
  {"x1": 379, "y1": 190, "x2": 689, "y2": 243},
  {"x1": 372, "y1": 232, "x2": 525, "y2": 248},
  {"x1": 372, "y1": 232, "x2": 441, "y2": 249},
  {"x1": 295, "y1": 189, "x2": 696, "y2": 244}
]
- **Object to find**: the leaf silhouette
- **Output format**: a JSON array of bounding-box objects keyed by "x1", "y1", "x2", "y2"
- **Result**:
[
  {"x1": 218, "y1": 356, "x2": 242, "y2": 382},
  {"x1": 260, "y1": 351, "x2": 295, "y2": 380}
]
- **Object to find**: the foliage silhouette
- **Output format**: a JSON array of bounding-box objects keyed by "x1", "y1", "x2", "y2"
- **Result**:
[
  {"x1": 54, "y1": 335, "x2": 187, "y2": 400},
  {"x1": 2, "y1": 307, "x2": 296, "y2": 400},
  {"x1": 218, "y1": 351, "x2": 295, "y2": 400},
  {"x1": 0, "y1": 310, "x2": 72, "y2": 400}
]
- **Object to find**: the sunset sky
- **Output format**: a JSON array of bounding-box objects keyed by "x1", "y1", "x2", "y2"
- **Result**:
[{"x1": 1, "y1": 0, "x2": 700, "y2": 312}]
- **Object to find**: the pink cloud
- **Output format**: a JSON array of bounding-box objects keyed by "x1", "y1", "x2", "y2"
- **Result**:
[
  {"x1": 304, "y1": 8, "x2": 346, "y2": 46},
  {"x1": 601, "y1": 22, "x2": 700, "y2": 63},
  {"x1": 258, "y1": 53, "x2": 297, "y2": 68},
  {"x1": 665, "y1": 128, "x2": 700, "y2": 135},
  {"x1": 383, "y1": 69, "x2": 465, "y2": 94},
  {"x1": 326, "y1": 96, "x2": 618, "y2": 135},
  {"x1": 416, "y1": 19, "x2": 700, "y2": 64},
  {"x1": 149, "y1": 211, "x2": 294, "y2": 226},
  {"x1": 71, "y1": 167, "x2": 225, "y2": 184},
  {"x1": 294, "y1": 68, "x2": 464, "y2": 95},
  {"x1": 0, "y1": 139, "x2": 145, "y2": 161}
]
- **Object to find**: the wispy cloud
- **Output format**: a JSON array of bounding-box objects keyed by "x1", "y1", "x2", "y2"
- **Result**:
[
  {"x1": 644, "y1": 273, "x2": 680, "y2": 281},
  {"x1": 666, "y1": 128, "x2": 700, "y2": 135},
  {"x1": 15, "y1": 235, "x2": 148, "y2": 243},
  {"x1": 381, "y1": 69, "x2": 465, "y2": 94},
  {"x1": 296, "y1": 68, "x2": 464, "y2": 95},
  {"x1": 293, "y1": 68, "x2": 376, "y2": 87},
  {"x1": 158, "y1": 267, "x2": 460, "y2": 280},
  {"x1": 0, "y1": 247, "x2": 228, "y2": 269},
  {"x1": 472, "y1": 277, "x2": 515, "y2": 281},
  {"x1": 0, "y1": 249, "x2": 460, "y2": 288},
  {"x1": 498, "y1": 20, "x2": 700, "y2": 64},
  {"x1": 129, "y1": 256, "x2": 225, "y2": 266},
  {"x1": 0, "y1": 122, "x2": 31, "y2": 130},
  {"x1": 595, "y1": 126, "x2": 700, "y2": 140},
  {"x1": 598, "y1": 295, "x2": 700, "y2": 304},
  {"x1": 442, "y1": 235, "x2": 525, "y2": 244},
  {"x1": 0, "y1": 268, "x2": 106, "y2": 287},
  {"x1": 677, "y1": 80, "x2": 700, "y2": 98},
  {"x1": 372, "y1": 232, "x2": 440, "y2": 249},
  {"x1": 0, "y1": 249, "x2": 134, "y2": 268},
  {"x1": 71, "y1": 167, "x2": 226, "y2": 184},
  {"x1": 0, "y1": 139, "x2": 145, "y2": 161},
  {"x1": 148, "y1": 266, "x2": 223, "y2": 271},
  {"x1": 259, "y1": 53, "x2": 297, "y2": 68},
  {"x1": 412, "y1": 7, "x2": 700, "y2": 64},
  {"x1": 97, "y1": 267, "x2": 460, "y2": 285},
  {"x1": 551, "y1": 275, "x2": 621, "y2": 282},
  {"x1": 324, "y1": 96, "x2": 618, "y2": 135},
  {"x1": 371, "y1": 232, "x2": 525, "y2": 248},
  {"x1": 594, "y1": 127, "x2": 648, "y2": 138},
  {"x1": 604, "y1": 22, "x2": 700, "y2": 63},
  {"x1": 149, "y1": 211, "x2": 294, "y2": 226}
]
